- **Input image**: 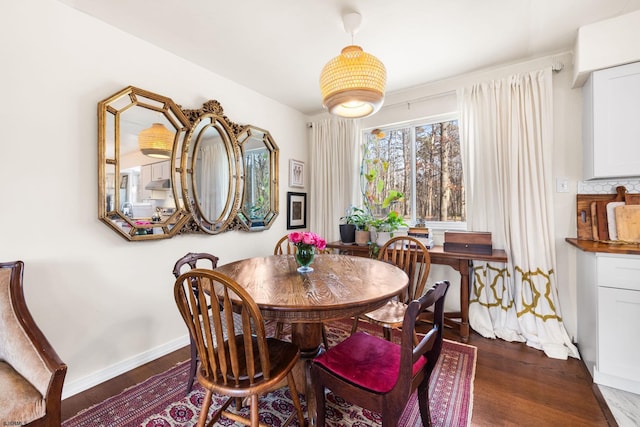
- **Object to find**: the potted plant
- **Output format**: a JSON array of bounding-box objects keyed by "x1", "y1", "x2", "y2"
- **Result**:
[
  {"x1": 369, "y1": 210, "x2": 408, "y2": 246},
  {"x1": 351, "y1": 207, "x2": 373, "y2": 246},
  {"x1": 339, "y1": 206, "x2": 359, "y2": 244}
]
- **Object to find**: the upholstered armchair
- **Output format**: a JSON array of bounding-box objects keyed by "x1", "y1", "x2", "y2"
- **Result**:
[{"x1": 0, "y1": 261, "x2": 67, "y2": 426}]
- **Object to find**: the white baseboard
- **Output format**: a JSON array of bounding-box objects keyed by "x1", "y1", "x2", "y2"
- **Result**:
[
  {"x1": 62, "y1": 334, "x2": 190, "y2": 400},
  {"x1": 595, "y1": 368, "x2": 640, "y2": 395}
]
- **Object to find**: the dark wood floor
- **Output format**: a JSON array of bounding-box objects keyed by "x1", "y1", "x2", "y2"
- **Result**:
[{"x1": 62, "y1": 327, "x2": 617, "y2": 426}]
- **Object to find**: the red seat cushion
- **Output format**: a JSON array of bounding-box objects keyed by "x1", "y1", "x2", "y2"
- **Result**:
[{"x1": 313, "y1": 332, "x2": 426, "y2": 393}]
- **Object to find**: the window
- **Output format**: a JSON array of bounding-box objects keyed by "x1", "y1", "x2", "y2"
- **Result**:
[{"x1": 361, "y1": 115, "x2": 465, "y2": 227}]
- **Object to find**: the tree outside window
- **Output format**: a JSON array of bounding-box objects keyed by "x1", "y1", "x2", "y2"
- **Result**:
[{"x1": 361, "y1": 118, "x2": 465, "y2": 225}]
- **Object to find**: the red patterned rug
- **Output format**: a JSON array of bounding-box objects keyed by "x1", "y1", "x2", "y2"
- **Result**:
[{"x1": 63, "y1": 320, "x2": 476, "y2": 426}]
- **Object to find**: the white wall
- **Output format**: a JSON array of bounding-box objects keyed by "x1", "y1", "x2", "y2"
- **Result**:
[
  {"x1": 0, "y1": 1, "x2": 308, "y2": 397},
  {"x1": 310, "y1": 52, "x2": 583, "y2": 341}
]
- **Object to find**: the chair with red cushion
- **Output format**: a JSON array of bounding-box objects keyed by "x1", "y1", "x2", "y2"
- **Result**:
[{"x1": 311, "y1": 280, "x2": 449, "y2": 427}]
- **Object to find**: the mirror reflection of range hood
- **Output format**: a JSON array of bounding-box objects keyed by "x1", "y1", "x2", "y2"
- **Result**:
[{"x1": 145, "y1": 179, "x2": 171, "y2": 190}]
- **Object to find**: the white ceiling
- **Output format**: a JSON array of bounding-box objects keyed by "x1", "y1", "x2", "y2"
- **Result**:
[{"x1": 61, "y1": 0, "x2": 640, "y2": 116}]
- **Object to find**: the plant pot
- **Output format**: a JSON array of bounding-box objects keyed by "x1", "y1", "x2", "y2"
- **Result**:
[
  {"x1": 369, "y1": 228, "x2": 377, "y2": 243},
  {"x1": 375, "y1": 231, "x2": 392, "y2": 246},
  {"x1": 355, "y1": 230, "x2": 370, "y2": 246},
  {"x1": 339, "y1": 224, "x2": 356, "y2": 244}
]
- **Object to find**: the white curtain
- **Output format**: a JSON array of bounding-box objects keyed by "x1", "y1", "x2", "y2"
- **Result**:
[
  {"x1": 200, "y1": 141, "x2": 229, "y2": 221},
  {"x1": 458, "y1": 68, "x2": 579, "y2": 359},
  {"x1": 309, "y1": 119, "x2": 361, "y2": 242}
]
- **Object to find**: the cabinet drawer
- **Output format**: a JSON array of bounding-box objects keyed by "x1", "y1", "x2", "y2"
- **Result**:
[{"x1": 597, "y1": 255, "x2": 640, "y2": 291}]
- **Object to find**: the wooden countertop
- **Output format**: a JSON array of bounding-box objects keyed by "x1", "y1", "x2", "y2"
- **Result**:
[{"x1": 565, "y1": 238, "x2": 640, "y2": 255}]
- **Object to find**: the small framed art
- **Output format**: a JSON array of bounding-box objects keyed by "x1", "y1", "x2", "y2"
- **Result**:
[
  {"x1": 287, "y1": 191, "x2": 307, "y2": 229},
  {"x1": 289, "y1": 159, "x2": 304, "y2": 188}
]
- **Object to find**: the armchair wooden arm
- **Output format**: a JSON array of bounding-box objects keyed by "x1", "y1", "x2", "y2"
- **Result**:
[{"x1": 0, "y1": 261, "x2": 67, "y2": 426}]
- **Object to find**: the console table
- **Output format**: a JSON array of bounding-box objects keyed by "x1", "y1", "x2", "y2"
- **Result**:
[{"x1": 326, "y1": 241, "x2": 508, "y2": 342}]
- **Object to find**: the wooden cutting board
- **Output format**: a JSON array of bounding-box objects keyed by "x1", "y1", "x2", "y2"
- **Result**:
[
  {"x1": 626, "y1": 193, "x2": 640, "y2": 205},
  {"x1": 590, "y1": 202, "x2": 599, "y2": 240},
  {"x1": 615, "y1": 205, "x2": 640, "y2": 243},
  {"x1": 576, "y1": 186, "x2": 640, "y2": 240},
  {"x1": 596, "y1": 187, "x2": 626, "y2": 241},
  {"x1": 607, "y1": 201, "x2": 625, "y2": 240},
  {"x1": 577, "y1": 195, "x2": 612, "y2": 240}
]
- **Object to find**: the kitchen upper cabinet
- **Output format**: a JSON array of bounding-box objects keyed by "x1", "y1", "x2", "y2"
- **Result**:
[
  {"x1": 141, "y1": 164, "x2": 152, "y2": 200},
  {"x1": 141, "y1": 161, "x2": 170, "y2": 200},
  {"x1": 583, "y1": 61, "x2": 640, "y2": 180},
  {"x1": 151, "y1": 161, "x2": 170, "y2": 181}
]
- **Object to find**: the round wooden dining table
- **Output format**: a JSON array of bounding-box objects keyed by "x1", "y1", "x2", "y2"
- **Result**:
[
  {"x1": 214, "y1": 253, "x2": 408, "y2": 425},
  {"x1": 214, "y1": 253, "x2": 409, "y2": 357}
]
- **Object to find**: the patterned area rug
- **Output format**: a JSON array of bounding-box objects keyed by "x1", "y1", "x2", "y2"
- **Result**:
[{"x1": 63, "y1": 320, "x2": 476, "y2": 426}]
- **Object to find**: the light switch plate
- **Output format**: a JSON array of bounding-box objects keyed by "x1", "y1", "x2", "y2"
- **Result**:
[{"x1": 556, "y1": 177, "x2": 569, "y2": 193}]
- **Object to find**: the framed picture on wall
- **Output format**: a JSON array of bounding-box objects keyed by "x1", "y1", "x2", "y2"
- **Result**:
[
  {"x1": 287, "y1": 191, "x2": 307, "y2": 229},
  {"x1": 289, "y1": 159, "x2": 305, "y2": 188}
]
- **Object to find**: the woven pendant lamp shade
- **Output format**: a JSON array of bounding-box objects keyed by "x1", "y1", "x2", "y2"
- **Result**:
[
  {"x1": 138, "y1": 123, "x2": 174, "y2": 159},
  {"x1": 320, "y1": 45, "x2": 386, "y2": 118}
]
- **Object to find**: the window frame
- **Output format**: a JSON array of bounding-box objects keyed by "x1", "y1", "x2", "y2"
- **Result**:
[{"x1": 362, "y1": 112, "x2": 466, "y2": 231}]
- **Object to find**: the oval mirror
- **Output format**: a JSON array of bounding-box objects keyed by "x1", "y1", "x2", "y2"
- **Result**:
[
  {"x1": 182, "y1": 113, "x2": 241, "y2": 234},
  {"x1": 98, "y1": 86, "x2": 191, "y2": 240},
  {"x1": 236, "y1": 126, "x2": 279, "y2": 230}
]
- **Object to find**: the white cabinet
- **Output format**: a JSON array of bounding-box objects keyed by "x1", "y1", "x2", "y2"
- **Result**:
[
  {"x1": 583, "y1": 61, "x2": 640, "y2": 179},
  {"x1": 141, "y1": 164, "x2": 152, "y2": 200},
  {"x1": 140, "y1": 161, "x2": 171, "y2": 200},
  {"x1": 577, "y1": 252, "x2": 640, "y2": 394},
  {"x1": 151, "y1": 161, "x2": 171, "y2": 181}
]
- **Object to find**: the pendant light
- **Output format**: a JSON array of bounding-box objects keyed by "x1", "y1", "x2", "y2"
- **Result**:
[
  {"x1": 319, "y1": 12, "x2": 386, "y2": 118},
  {"x1": 138, "y1": 122, "x2": 174, "y2": 159}
]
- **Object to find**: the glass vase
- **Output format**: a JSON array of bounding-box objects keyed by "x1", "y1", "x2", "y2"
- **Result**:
[{"x1": 295, "y1": 244, "x2": 315, "y2": 273}]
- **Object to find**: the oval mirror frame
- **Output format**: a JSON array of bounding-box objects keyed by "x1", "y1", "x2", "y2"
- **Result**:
[
  {"x1": 98, "y1": 86, "x2": 192, "y2": 241},
  {"x1": 236, "y1": 125, "x2": 279, "y2": 230},
  {"x1": 181, "y1": 113, "x2": 241, "y2": 234}
]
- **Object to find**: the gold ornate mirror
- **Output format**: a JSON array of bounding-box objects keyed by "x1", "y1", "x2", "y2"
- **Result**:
[
  {"x1": 99, "y1": 87, "x2": 279, "y2": 240},
  {"x1": 181, "y1": 112, "x2": 241, "y2": 234},
  {"x1": 98, "y1": 86, "x2": 191, "y2": 240},
  {"x1": 236, "y1": 126, "x2": 279, "y2": 230}
]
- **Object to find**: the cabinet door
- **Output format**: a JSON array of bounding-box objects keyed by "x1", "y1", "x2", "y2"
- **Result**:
[
  {"x1": 151, "y1": 161, "x2": 170, "y2": 181},
  {"x1": 586, "y1": 61, "x2": 640, "y2": 179},
  {"x1": 141, "y1": 164, "x2": 152, "y2": 199},
  {"x1": 597, "y1": 286, "x2": 640, "y2": 386}
]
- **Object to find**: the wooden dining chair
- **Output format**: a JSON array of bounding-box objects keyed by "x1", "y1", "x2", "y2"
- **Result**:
[
  {"x1": 273, "y1": 235, "x2": 330, "y2": 349},
  {"x1": 174, "y1": 269, "x2": 305, "y2": 427},
  {"x1": 351, "y1": 236, "x2": 432, "y2": 341},
  {"x1": 172, "y1": 252, "x2": 219, "y2": 394},
  {"x1": 311, "y1": 281, "x2": 449, "y2": 427},
  {"x1": 273, "y1": 234, "x2": 297, "y2": 255}
]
